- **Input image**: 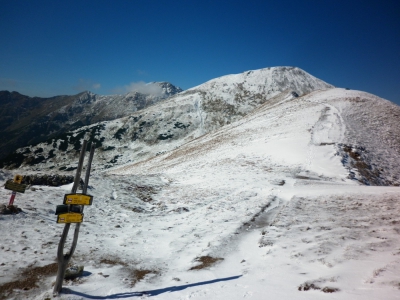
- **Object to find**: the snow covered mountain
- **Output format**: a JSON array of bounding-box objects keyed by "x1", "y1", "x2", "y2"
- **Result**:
[
  {"x1": 114, "y1": 87, "x2": 400, "y2": 185},
  {"x1": 1, "y1": 69, "x2": 400, "y2": 299},
  {"x1": 1, "y1": 67, "x2": 334, "y2": 171},
  {"x1": 0, "y1": 82, "x2": 182, "y2": 160}
]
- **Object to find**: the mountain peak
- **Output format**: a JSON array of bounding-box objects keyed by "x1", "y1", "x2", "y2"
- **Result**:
[
  {"x1": 2, "y1": 66, "x2": 338, "y2": 171},
  {"x1": 189, "y1": 66, "x2": 333, "y2": 100},
  {"x1": 124, "y1": 82, "x2": 183, "y2": 98}
]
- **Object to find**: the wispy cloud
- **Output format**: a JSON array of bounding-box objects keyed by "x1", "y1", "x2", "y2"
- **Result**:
[
  {"x1": 92, "y1": 83, "x2": 101, "y2": 90},
  {"x1": 73, "y1": 79, "x2": 101, "y2": 92},
  {"x1": 113, "y1": 81, "x2": 163, "y2": 96},
  {"x1": 0, "y1": 77, "x2": 19, "y2": 90}
]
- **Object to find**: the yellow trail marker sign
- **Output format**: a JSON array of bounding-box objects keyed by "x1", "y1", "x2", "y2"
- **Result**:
[
  {"x1": 5, "y1": 180, "x2": 27, "y2": 193},
  {"x1": 57, "y1": 212, "x2": 84, "y2": 224},
  {"x1": 14, "y1": 174, "x2": 23, "y2": 184},
  {"x1": 63, "y1": 194, "x2": 93, "y2": 205}
]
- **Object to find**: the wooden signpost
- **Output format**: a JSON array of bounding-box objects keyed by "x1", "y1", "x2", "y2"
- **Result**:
[
  {"x1": 4, "y1": 175, "x2": 27, "y2": 206},
  {"x1": 63, "y1": 194, "x2": 93, "y2": 205},
  {"x1": 53, "y1": 140, "x2": 95, "y2": 295},
  {"x1": 5, "y1": 180, "x2": 27, "y2": 193},
  {"x1": 57, "y1": 212, "x2": 84, "y2": 224}
]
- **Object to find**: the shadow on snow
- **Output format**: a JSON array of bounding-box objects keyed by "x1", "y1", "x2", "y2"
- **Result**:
[{"x1": 62, "y1": 275, "x2": 242, "y2": 299}]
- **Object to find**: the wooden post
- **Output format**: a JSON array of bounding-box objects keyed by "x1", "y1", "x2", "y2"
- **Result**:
[{"x1": 53, "y1": 141, "x2": 95, "y2": 295}]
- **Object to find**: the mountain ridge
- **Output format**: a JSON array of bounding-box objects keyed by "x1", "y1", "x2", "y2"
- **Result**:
[
  {"x1": 112, "y1": 88, "x2": 400, "y2": 186},
  {"x1": 0, "y1": 82, "x2": 183, "y2": 159},
  {"x1": 1, "y1": 66, "x2": 335, "y2": 171}
]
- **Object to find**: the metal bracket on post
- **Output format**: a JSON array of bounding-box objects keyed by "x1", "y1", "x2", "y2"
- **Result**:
[{"x1": 53, "y1": 141, "x2": 95, "y2": 295}]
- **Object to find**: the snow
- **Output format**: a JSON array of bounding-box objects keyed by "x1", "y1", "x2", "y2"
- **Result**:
[
  {"x1": 10, "y1": 67, "x2": 334, "y2": 173},
  {"x1": 1, "y1": 84, "x2": 400, "y2": 299}
]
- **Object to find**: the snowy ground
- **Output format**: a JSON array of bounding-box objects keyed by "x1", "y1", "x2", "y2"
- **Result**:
[{"x1": 1, "y1": 88, "x2": 400, "y2": 299}]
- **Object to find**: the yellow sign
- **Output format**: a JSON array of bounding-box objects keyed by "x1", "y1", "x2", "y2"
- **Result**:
[
  {"x1": 63, "y1": 194, "x2": 93, "y2": 205},
  {"x1": 57, "y1": 212, "x2": 84, "y2": 224},
  {"x1": 13, "y1": 175, "x2": 23, "y2": 184},
  {"x1": 5, "y1": 180, "x2": 27, "y2": 193}
]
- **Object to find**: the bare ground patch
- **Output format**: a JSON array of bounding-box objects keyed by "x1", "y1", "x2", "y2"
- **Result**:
[
  {"x1": 298, "y1": 282, "x2": 339, "y2": 293},
  {"x1": 130, "y1": 269, "x2": 158, "y2": 287},
  {"x1": 339, "y1": 144, "x2": 390, "y2": 185},
  {"x1": 99, "y1": 256, "x2": 158, "y2": 287},
  {"x1": 189, "y1": 256, "x2": 224, "y2": 270},
  {"x1": 99, "y1": 256, "x2": 129, "y2": 267},
  {"x1": 0, "y1": 263, "x2": 58, "y2": 300}
]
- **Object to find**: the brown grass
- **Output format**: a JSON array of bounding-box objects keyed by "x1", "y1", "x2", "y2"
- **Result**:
[
  {"x1": 298, "y1": 283, "x2": 339, "y2": 293},
  {"x1": 99, "y1": 257, "x2": 157, "y2": 287},
  {"x1": 99, "y1": 257, "x2": 128, "y2": 267},
  {"x1": 189, "y1": 256, "x2": 224, "y2": 270},
  {"x1": 342, "y1": 144, "x2": 386, "y2": 185},
  {"x1": 130, "y1": 269, "x2": 157, "y2": 287},
  {"x1": 0, "y1": 263, "x2": 58, "y2": 300},
  {"x1": 126, "y1": 184, "x2": 157, "y2": 202}
]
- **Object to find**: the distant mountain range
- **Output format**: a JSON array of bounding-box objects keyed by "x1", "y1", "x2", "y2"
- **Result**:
[
  {"x1": 0, "y1": 82, "x2": 182, "y2": 159},
  {"x1": 0, "y1": 67, "x2": 333, "y2": 171},
  {"x1": 2, "y1": 66, "x2": 400, "y2": 185}
]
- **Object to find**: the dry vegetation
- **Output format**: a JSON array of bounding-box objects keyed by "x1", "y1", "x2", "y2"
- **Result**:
[
  {"x1": 99, "y1": 256, "x2": 158, "y2": 287},
  {"x1": 0, "y1": 263, "x2": 58, "y2": 300},
  {"x1": 189, "y1": 256, "x2": 224, "y2": 270},
  {"x1": 298, "y1": 282, "x2": 339, "y2": 293}
]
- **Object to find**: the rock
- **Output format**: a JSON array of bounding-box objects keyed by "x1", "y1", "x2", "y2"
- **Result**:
[
  {"x1": 172, "y1": 207, "x2": 189, "y2": 213},
  {"x1": 0, "y1": 204, "x2": 22, "y2": 214},
  {"x1": 64, "y1": 265, "x2": 84, "y2": 280},
  {"x1": 21, "y1": 174, "x2": 75, "y2": 187}
]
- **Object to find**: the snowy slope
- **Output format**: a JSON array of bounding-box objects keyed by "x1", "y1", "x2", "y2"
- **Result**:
[
  {"x1": 330, "y1": 90, "x2": 400, "y2": 185},
  {"x1": 2, "y1": 67, "x2": 334, "y2": 172},
  {"x1": 0, "y1": 82, "x2": 182, "y2": 161},
  {"x1": 1, "y1": 86, "x2": 400, "y2": 299}
]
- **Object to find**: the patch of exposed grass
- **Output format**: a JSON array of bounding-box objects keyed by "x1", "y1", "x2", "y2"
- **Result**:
[
  {"x1": 189, "y1": 256, "x2": 224, "y2": 270},
  {"x1": 0, "y1": 263, "x2": 58, "y2": 300},
  {"x1": 130, "y1": 269, "x2": 157, "y2": 287},
  {"x1": 99, "y1": 257, "x2": 157, "y2": 287},
  {"x1": 298, "y1": 282, "x2": 339, "y2": 293},
  {"x1": 341, "y1": 144, "x2": 386, "y2": 185},
  {"x1": 126, "y1": 184, "x2": 157, "y2": 202},
  {"x1": 99, "y1": 257, "x2": 128, "y2": 267},
  {"x1": 298, "y1": 283, "x2": 320, "y2": 291},
  {"x1": 321, "y1": 287, "x2": 340, "y2": 293}
]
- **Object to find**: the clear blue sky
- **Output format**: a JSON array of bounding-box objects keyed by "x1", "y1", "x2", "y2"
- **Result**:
[{"x1": 1, "y1": 0, "x2": 399, "y2": 104}]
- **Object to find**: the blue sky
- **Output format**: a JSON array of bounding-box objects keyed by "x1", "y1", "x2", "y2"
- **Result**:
[{"x1": 1, "y1": 0, "x2": 399, "y2": 104}]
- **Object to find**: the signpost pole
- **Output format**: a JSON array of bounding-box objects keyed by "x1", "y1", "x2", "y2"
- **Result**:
[
  {"x1": 68, "y1": 144, "x2": 95, "y2": 263},
  {"x1": 53, "y1": 140, "x2": 89, "y2": 295},
  {"x1": 6, "y1": 175, "x2": 25, "y2": 207},
  {"x1": 83, "y1": 144, "x2": 95, "y2": 196},
  {"x1": 8, "y1": 191, "x2": 16, "y2": 206}
]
